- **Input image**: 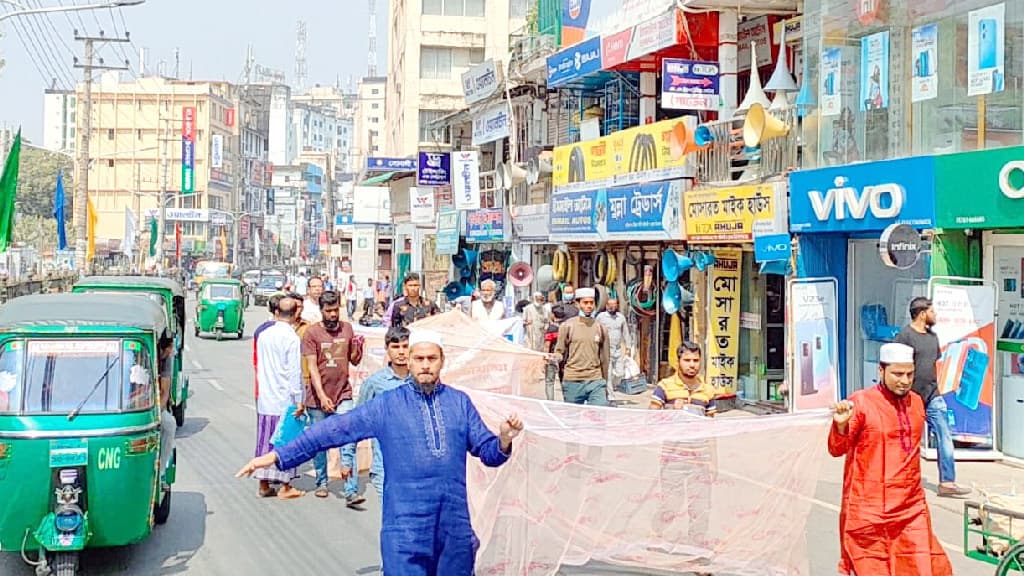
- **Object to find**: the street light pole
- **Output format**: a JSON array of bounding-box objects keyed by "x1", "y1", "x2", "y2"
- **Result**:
[{"x1": 0, "y1": 0, "x2": 145, "y2": 24}]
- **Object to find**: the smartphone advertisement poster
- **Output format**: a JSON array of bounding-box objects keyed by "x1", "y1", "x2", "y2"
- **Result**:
[
  {"x1": 967, "y1": 2, "x2": 1005, "y2": 96},
  {"x1": 789, "y1": 278, "x2": 839, "y2": 412},
  {"x1": 929, "y1": 279, "x2": 996, "y2": 449}
]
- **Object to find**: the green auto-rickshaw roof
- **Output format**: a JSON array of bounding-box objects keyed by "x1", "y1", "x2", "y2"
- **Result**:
[
  {"x1": 74, "y1": 275, "x2": 185, "y2": 298},
  {"x1": 198, "y1": 278, "x2": 244, "y2": 287},
  {"x1": 0, "y1": 293, "x2": 169, "y2": 335}
]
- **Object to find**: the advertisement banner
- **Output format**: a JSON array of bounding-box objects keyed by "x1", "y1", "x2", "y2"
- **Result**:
[
  {"x1": 789, "y1": 278, "x2": 840, "y2": 412},
  {"x1": 737, "y1": 16, "x2": 772, "y2": 71},
  {"x1": 466, "y1": 208, "x2": 505, "y2": 243},
  {"x1": 410, "y1": 187, "x2": 435, "y2": 225},
  {"x1": 435, "y1": 207, "x2": 459, "y2": 255},
  {"x1": 452, "y1": 151, "x2": 481, "y2": 210},
  {"x1": 352, "y1": 226, "x2": 377, "y2": 280},
  {"x1": 788, "y1": 155, "x2": 936, "y2": 233},
  {"x1": 601, "y1": 9, "x2": 678, "y2": 68},
  {"x1": 471, "y1": 102, "x2": 511, "y2": 146},
  {"x1": 560, "y1": 0, "x2": 593, "y2": 47},
  {"x1": 967, "y1": 2, "x2": 1005, "y2": 97},
  {"x1": 181, "y1": 106, "x2": 196, "y2": 194},
  {"x1": 352, "y1": 186, "x2": 391, "y2": 224},
  {"x1": 860, "y1": 31, "x2": 890, "y2": 110},
  {"x1": 820, "y1": 47, "x2": 842, "y2": 117},
  {"x1": 911, "y1": 24, "x2": 938, "y2": 102},
  {"x1": 661, "y1": 59, "x2": 720, "y2": 111},
  {"x1": 707, "y1": 249, "x2": 742, "y2": 396},
  {"x1": 547, "y1": 35, "x2": 602, "y2": 88},
  {"x1": 994, "y1": 249, "x2": 1024, "y2": 353},
  {"x1": 511, "y1": 203, "x2": 550, "y2": 244},
  {"x1": 552, "y1": 116, "x2": 696, "y2": 189},
  {"x1": 417, "y1": 151, "x2": 451, "y2": 187},
  {"x1": 933, "y1": 145, "x2": 1024, "y2": 229},
  {"x1": 211, "y1": 134, "x2": 224, "y2": 169},
  {"x1": 605, "y1": 180, "x2": 683, "y2": 240},
  {"x1": 367, "y1": 157, "x2": 417, "y2": 172},
  {"x1": 930, "y1": 280, "x2": 997, "y2": 448},
  {"x1": 685, "y1": 182, "x2": 786, "y2": 242},
  {"x1": 548, "y1": 189, "x2": 605, "y2": 242},
  {"x1": 461, "y1": 60, "x2": 503, "y2": 105}
]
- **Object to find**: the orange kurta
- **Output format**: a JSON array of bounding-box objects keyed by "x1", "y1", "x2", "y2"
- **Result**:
[{"x1": 827, "y1": 385, "x2": 953, "y2": 576}]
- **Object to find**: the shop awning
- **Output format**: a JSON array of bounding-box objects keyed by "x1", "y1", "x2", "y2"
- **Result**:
[{"x1": 359, "y1": 171, "x2": 397, "y2": 186}]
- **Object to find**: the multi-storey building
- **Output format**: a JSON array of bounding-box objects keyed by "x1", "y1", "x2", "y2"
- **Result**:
[
  {"x1": 353, "y1": 76, "x2": 386, "y2": 172},
  {"x1": 42, "y1": 89, "x2": 77, "y2": 154}
]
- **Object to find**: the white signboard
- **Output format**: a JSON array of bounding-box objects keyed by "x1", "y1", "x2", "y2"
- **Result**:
[
  {"x1": 211, "y1": 134, "x2": 224, "y2": 168},
  {"x1": 737, "y1": 16, "x2": 773, "y2": 71},
  {"x1": 143, "y1": 208, "x2": 209, "y2": 222},
  {"x1": 410, "y1": 187, "x2": 436, "y2": 225},
  {"x1": 452, "y1": 151, "x2": 481, "y2": 210},
  {"x1": 471, "y1": 103, "x2": 510, "y2": 146},
  {"x1": 352, "y1": 186, "x2": 392, "y2": 224},
  {"x1": 352, "y1": 225, "x2": 377, "y2": 281},
  {"x1": 462, "y1": 60, "x2": 503, "y2": 105}
]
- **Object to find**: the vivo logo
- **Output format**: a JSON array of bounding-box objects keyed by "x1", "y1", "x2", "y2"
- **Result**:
[
  {"x1": 808, "y1": 176, "x2": 904, "y2": 221},
  {"x1": 999, "y1": 160, "x2": 1024, "y2": 199},
  {"x1": 762, "y1": 242, "x2": 789, "y2": 253}
]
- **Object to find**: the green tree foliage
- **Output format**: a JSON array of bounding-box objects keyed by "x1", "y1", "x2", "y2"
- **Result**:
[{"x1": 16, "y1": 146, "x2": 72, "y2": 219}]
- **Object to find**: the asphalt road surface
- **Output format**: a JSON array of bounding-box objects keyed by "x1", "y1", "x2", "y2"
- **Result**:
[{"x1": 1, "y1": 300, "x2": 997, "y2": 575}]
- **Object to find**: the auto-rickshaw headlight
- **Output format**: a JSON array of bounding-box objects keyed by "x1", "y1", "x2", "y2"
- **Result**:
[{"x1": 54, "y1": 507, "x2": 83, "y2": 533}]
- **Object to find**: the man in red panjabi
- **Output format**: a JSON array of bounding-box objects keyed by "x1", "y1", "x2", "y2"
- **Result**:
[{"x1": 828, "y1": 342, "x2": 952, "y2": 576}]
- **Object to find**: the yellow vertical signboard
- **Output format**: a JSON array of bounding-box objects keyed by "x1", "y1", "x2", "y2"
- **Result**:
[{"x1": 707, "y1": 249, "x2": 742, "y2": 395}]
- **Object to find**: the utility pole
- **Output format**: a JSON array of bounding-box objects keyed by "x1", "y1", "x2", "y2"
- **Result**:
[{"x1": 73, "y1": 31, "x2": 131, "y2": 273}]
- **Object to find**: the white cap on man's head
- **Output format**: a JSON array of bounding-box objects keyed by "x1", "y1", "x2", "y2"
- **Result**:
[
  {"x1": 408, "y1": 329, "x2": 444, "y2": 349},
  {"x1": 879, "y1": 342, "x2": 915, "y2": 364},
  {"x1": 575, "y1": 287, "x2": 595, "y2": 300}
]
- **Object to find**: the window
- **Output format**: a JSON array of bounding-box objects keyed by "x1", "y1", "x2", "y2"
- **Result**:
[
  {"x1": 419, "y1": 109, "x2": 451, "y2": 142},
  {"x1": 421, "y1": 46, "x2": 453, "y2": 79},
  {"x1": 371, "y1": 88, "x2": 380, "y2": 95},
  {"x1": 107, "y1": 159, "x2": 114, "y2": 168},
  {"x1": 107, "y1": 129, "x2": 114, "y2": 140},
  {"x1": 22, "y1": 340, "x2": 126, "y2": 414},
  {"x1": 137, "y1": 129, "x2": 143, "y2": 140},
  {"x1": 201, "y1": 284, "x2": 241, "y2": 300},
  {"x1": 371, "y1": 103, "x2": 380, "y2": 109},
  {"x1": 371, "y1": 117, "x2": 380, "y2": 124},
  {"x1": 370, "y1": 129, "x2": 379, "y2": 137},
  {"x1": 423, "y1": 0, "x2": 483, "y2": 17},
  {"x1": 454, "y1": 47, "x2": 486, "y2": 68}
]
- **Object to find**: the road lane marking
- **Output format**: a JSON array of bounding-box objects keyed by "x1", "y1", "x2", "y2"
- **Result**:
[
  {"x1": 208, "y1": 378, "x2": 224, "y2": 391},
  {"x1": 184, "y1": 344, "x2": 192, "y2": 353},
  {"x1": 242, "y1": 403, "x2": 256, "y2": 411},
  {"x1": 190, "y1": 359, "x2": 202, "y2": 370}
]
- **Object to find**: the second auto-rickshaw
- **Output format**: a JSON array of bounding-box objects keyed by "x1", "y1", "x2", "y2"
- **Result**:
[
  {"x1": 0, "y1": 293, "x2": 177, "y2": 576},
  {"x1": 195, "y1": 278, "x2": 245, "y2": 340},
  {"x1": 71, "y1": 275, "x2": 189, "y2": 427}
]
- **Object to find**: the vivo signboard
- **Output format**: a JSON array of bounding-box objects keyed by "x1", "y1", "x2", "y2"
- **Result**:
[{"x1": 788, "y1": 156, "x2": 937, "y2": 233}]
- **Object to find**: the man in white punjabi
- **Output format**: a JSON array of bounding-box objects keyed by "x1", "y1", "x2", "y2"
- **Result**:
[
  {"x1": 596, "y1": 295, "x2": 632, "y2": 402},
  {"x1": 237, "y1": 329, "x2": 523, "y2": 575},
  {"x1": 252, "y1": 296, "x2": 305, "y2": 499}
]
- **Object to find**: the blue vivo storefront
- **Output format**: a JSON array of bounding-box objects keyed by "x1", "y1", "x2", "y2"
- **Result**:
[{"x1": 789, "y1": 156, "x2": 938, "y2": 398}]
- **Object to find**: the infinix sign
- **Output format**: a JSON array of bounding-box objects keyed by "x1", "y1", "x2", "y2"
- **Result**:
[
  {"x1": 999, "y1": 160, "x2": 1024, "y2": 199},
  {"x1": 808, "y1": 177, "x2": 904, "y2": 221}
]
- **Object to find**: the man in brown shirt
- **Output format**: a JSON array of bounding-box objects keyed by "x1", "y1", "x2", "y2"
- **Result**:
[
  {"x1": 552, "y1": 287, "x2": 609, "y2": 405},
  {"x1": 301, "y1": 290, "x2": 365, "y2": 505}
]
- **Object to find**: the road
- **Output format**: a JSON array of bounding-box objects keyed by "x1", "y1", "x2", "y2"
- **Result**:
[{"x1": 1, "y1": 299, "x2": 1001, "y2": 575}]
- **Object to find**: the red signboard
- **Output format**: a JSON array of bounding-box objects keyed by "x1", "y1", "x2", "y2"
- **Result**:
[
  {"x1": 857, "y1": 0, "x2": 884, "y2": 24},
  {"x1": 182, "y1": 107, "x2": 196, "y2": 139},
  {"x1": 225, "y1": 108, "x2": 236, "y2": 127}
]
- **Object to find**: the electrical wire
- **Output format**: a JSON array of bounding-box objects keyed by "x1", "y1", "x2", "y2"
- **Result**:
[
  {"x1": 16, "y1": 1, "x2": 75, "y2": 88},
  {"x1": 5, "y1": 7, "x2": 73, "y2": 89}
]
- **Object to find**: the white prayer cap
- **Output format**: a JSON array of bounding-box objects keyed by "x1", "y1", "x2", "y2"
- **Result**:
[
  {"x1": 575, "y1": 287, "x2": 596, "y2": 300},
  {"x1": 879, "y1": 343, "x2": 915, "y2": 364},
  {"x1": 408, "y1": 329, "x2": 444, "y2": 350}
]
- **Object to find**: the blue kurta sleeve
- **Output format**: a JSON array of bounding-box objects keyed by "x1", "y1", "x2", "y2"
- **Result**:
[
  {"x1": 464, "y1": 394, "x2": 510, "y2": 468},
  {"x1": 276, "y1": 400, "x2": 382, "y2": 470}
]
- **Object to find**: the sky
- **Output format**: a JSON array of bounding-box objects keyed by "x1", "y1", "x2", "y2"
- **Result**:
[{"x1": 0, "y1": 0, "x2": 387, "y2": 141}]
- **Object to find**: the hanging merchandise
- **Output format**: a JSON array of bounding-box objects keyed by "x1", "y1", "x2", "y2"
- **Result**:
[
  {"x1": 595, "y1": 251, "x2": 610, "y2": 286},
  {"x1": 552, "y1": 249, "x2": 570, "y2": 282},
  {"x1": 627, "y1": 264, "x2": 659, "y2": 317},
  {"x1": 604, "y1": 254, "x2": 618, "y2": 285},
  {"x1": 662, "y1": 248, "x2": 693, "y2": 282},
  {"x1": 663, "y1": 281, "x2": 683, "y2": 314},
  {"x1": 668, "y1": 312, "x2": 683, "y2": 371}
]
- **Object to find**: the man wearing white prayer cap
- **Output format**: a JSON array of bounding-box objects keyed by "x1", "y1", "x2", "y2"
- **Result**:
[
  {"x1": 238, "y1": 328, "x2": 525, "y2": 576},
  {"x1": 551, "y1": 285, "x2": 610, "y2": 405},
  {"x1": 827, "y1": 342, "x2": 952, "y2": 576}
]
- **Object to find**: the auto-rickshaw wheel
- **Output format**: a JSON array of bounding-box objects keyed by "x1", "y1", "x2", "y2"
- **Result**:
[
  {"x1": 172, "y1": 401, "x2": 185, "y2": 427},
  {"x1": 996, "y1": 541, "x2": 1024, "y2": 574},
  {"x1": 154, "y1": 450, "x2": 174, "y2": 525}
]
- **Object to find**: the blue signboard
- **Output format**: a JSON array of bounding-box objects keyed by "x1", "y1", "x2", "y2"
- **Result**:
[
  {"x1": 435, "y1": 207, "x2": 459, "y2": 255},
  {"x1": 465, "y1": 208, "x2": 505, "y2": 243},
  {"x1": 366, "y1": 157, "x2": 417, "y2": 172},
  {"x1": 605, "y1": 180, "x2": 683, "y2": 240},
  {"x1": 754, "y1": 234, "x2": 793, "y2": 262},
  {"x1": 549, "y1": 189, "x2": 605, "y2": 241},
  {"x1": 788, "y1": 155, "x2": 937, "y2": 233},
  {"x1": 546, "y1": 36, "x2": 602, "y2": 88},
  {"x1": 417, "y1": 151, "x2": 451, "y2": 187},
  {"x1": 661, "y1": 59, "x2": 720, "y2": 111}
]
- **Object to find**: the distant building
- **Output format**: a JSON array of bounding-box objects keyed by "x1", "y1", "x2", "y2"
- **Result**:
[
  {"x1": 42, "y1": 89, "x2": 77, "y2": 154},
  {"x1": 353, "y1": 76, "x2": 386, "y2": 174}
]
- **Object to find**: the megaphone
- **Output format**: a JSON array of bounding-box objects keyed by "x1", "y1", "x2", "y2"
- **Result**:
[
  {"x1": 663, "y1": 281, "x2": 682, "y2": 314},
  {"x1": 661, "y1": 248, "x2": 693, "y2": 282},
  {"x1": 535, "y1": 264, "x2": 554, "y2": 289},
  {"x1": 508, "y1": 262, "x2": 534, "y2": 287},
  {"x1": 793, "y1": 47, "x2": 816, "y2": 118},
  {"x1": 765, "y1": 27, "x2": 798, "y2": 93},
  {"x1": 694, "y1": 124, "x2": 715, "y2": 147},
  {"x1": 680, "y1": 284, "x2": 696, "y2": 305},
  {"x1": 669, "y1": 119, "x2": 707, "y2": 160},
  {"x1": 452, "y1": 248, "x2": 478, "y2": 270},
  {"x1": 444, "y1": 281, "x2": 464, "y2": 301},
  {"x1": 693, "y1": 251, "x2": 717, "y2": 272},
  {"x1": 743, "y1": 103, "x2": 790, "y2": 148},
  {"x1": 735, "y1": 41, "x2": 772, "y2": 115},
  {"x1": 499, "y1": 162, "x2": 527, "y2": 189}
]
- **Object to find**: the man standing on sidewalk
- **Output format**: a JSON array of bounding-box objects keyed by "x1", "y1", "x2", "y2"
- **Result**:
[
  {"x1": 597, "y1": 296, "x2": 631, "y2": 403},
  {"x1": 553, "y1": 287, "x2": 609, "y2": 406},
  {"x1": 302, "y1": 290, "x2": 366, "y2": 505},
  {"x1": 895, "y1": 297, "x2": 971, "y2": 498},
  {"x1": 828, "y1": 342, "x2": 953, "y2": 576}
]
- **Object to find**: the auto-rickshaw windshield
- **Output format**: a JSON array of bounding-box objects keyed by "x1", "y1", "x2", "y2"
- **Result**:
[
  {"x1": 0, "y1": 339, "x2": 154, "y2": 414},
  {"x1": 202, "y1": 284, "x2": 240, "y2": 300},
  {"x1": 195, "y1": 262, "x2": 231, "y2": 278}
]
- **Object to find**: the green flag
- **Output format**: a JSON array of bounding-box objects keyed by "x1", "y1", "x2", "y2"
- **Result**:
[
  {"x1": 149, "y1": 217, "x2": 158, "y2": 257},
  {"x1": 0, "y1": 130, "x2": 21, "y2": 253}
]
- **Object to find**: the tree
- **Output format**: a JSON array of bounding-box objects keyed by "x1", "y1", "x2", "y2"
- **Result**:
[{"x1": 16, "y1": 146, "x2": 73, "y2": 219}]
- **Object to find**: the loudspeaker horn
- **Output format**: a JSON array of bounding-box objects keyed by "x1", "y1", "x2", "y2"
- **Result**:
[
  {"x1": 693, "y1": 250, "x2": 717, "y2": 272},
  {"x1": 452, "y1": 248, "x2": 478, "y2": 270},
  {"x1": 736, "y1": 41, "x2": 772, "y2": 115},
  {"x1": 765, "y1": 27, "x2": 798, "y2": 93},
  {"x1": 444, "y1": 281, "x2": 464, "y2": 301},
  {"x1": 526, "y1": 158, "x2": 540, "y2": 185},
  {"x1": 661, "y1": 248, "x2": 693, "y2": 282},
  {"x1": 663, "y1": 281, "x2": 682, "y2": 314},
  {"x1": 508, "y1": 262, "x2": 534, "y2": 287},
  {"x1": 499, "y1": 162, "x2": 527, "y2": 189},
  {"x1": 694, "y1": 124, "x2": 715, "y2": 147},
  {"x1": 535, "y1": 264, "x2": 554, "y2": 289},
  {"x1": 669, "y1": 119, "x2": 708, "y2": 160},
  {"x1": 793, "y1": 49, "x2": 815, "y2": 118},
  {"x1": 537, "y1": 150, "x2": 553, "y2": 173},
  {"x1": 743, "y1": 103, "x2": 790, "y2": 148}
]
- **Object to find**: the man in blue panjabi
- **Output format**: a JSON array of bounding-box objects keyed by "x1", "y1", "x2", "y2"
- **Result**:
[
  {"x1": 237, "y1": 328, "x2": 524, "y2": 576},
  {"x1": 357, "y1": 325, "x2": 412, "y2": 503}
]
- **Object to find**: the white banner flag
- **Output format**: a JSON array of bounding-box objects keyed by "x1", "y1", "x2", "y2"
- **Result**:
[
  {"x1": 452, "y1": 151, "x2": 481, "y2": 210},
  {"x1": 123, "y1": 206, "x2": 137, "y2": 262}
]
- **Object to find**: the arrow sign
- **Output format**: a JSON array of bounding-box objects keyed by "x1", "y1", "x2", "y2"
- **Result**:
[{"x1": 662, "y1": 58, "x2": 720, "y2": 112}]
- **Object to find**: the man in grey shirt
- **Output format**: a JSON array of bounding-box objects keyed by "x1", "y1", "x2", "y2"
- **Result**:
[
  {"x1": 597, "y1": 296, "x2": 632, "y2": 403},
  {"x1": 895, "y1": 297, "x2": 970, "y2": 498}
]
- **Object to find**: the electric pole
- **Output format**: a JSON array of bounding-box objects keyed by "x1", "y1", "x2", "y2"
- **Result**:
[{"x1": 73, "y1": 31, "x2": 131, "y2": 273}]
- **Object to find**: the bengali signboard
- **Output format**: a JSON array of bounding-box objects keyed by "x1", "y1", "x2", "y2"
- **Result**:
[
  {"x1": 661, "y1": 59, "x2": 720, "y2": 111},
  {"x1": 707, "y1": 249, "x2": 742, "y2": 396},
  {"x1": 605, "y1": 180, "x2": 683, "y2": 240},
  {"x1": 435, "y1": 207, "x2": 459, "y2": 255},
  {"x1": 684, "y1": 182, "x2": 786, "y2": 242},
  {"x1": 472, "y1": 102, "x2": 511, "y2": 146},
  {"x1": 462, "y1": 59, "x2": 503, "y2": 105},
  {"x1": 417, "y1": 151, "x2": 451, "y2": 187},
  {"x1": 465, "y1": 208, "x2": 506, "y2": 243},
  {"x1": 548, "y1": 189, "x2": 604, "y2": 242},
  {"x1": 452, "y1": 151, "x2": 481, "y2": 210}
]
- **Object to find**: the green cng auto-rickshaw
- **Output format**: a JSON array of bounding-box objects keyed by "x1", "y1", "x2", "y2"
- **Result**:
[
  {"x1": 0, "y1": 293, "x2": 176, "y2": 576},
  {"x1": 72, "y1": 275, "x2": 189, "y2": 427},
  {"x1": 195, "y1": 278, "x2": 245, "y2": 340}
]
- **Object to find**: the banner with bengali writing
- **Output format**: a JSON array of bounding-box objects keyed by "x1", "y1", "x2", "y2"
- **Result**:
[
  {"x1": 684, "y1": 182, "x2": 786, "y2": 243},
  {"x1": 707, "y1": 249, "x2": 742, "y2": 396}
]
